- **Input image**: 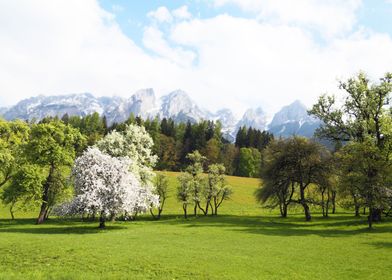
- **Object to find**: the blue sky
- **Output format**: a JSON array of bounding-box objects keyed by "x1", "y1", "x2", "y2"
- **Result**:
[
  {"x1": 0, "y1": 0, "x2": 391, "y2": 117},
  {"x1": 99, "y1": 0, "x2": 392, "y2": 45}
]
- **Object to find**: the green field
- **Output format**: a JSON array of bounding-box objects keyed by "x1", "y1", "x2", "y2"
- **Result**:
[{"x1": 0, "y1": 172, "x2": 391, "y2": 279}]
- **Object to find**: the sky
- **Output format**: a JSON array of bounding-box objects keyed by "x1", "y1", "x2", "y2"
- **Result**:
[{"x1": 0, "y1": 0, "x2": 392, "y2": 118}]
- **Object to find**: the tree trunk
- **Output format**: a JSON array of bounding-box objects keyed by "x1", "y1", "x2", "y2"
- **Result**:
[
  {"x1": 157, "y1": 208, "x2": 162, "y2": 220},
  {"x1": 150, "y1": 208, "x2": 156, "y2": 219},
  {"x1": 10, "y1": 203, "x2": 15, "y2": 220},
  {"x1": 321, "y1": 190, "x2": 326, "y2": 217},
  {"x1": 197, "y1": 202, "x2": 206, "y2": 215},
  {"x1": 194, "y1": 203, "x2": 197, "y2": 216},
  {"x1": 368, "y1": 208, "x2": 373, "y2": 229},
  {"x1": 158, "y1": 198, "x2": 165, "y2": 220},
  {"x1": 355, "y1": 205, "x2": 360, "y2": 217},
  {"x1": 325, "y1": 191, "x2": 330, "y2": 218},
  {"x1": 37, "y1": 196, "x2": 49, "y2": 224},
  {"x1": 45, "y1": 207, "x2": 52, "y2": 220},
  {"x1": 279, "y1": 203, "x2": 284, "y2": 217},
  {"x1": 205, "y1": 200, "x2": 210, "y2": 216},
  {"x1": 303, "y1": 203, "x2": 311, "y2": 221},
  {"x1": 353, "y1": 194, "x2": 360, "y2": 217},
  {"x1": 99, "y1": 212, "x2": 106, "y2": 229},
  {"x1": 331, "y1": 191, "x2": 336, "y2": 214},
  {"x1": 363, "y1": 207, "x2": 366, "y2": 215},
  {"x1": 281, "y1": 204, "x2": 288, "y2": 218},
  {"x1": 300, "y1": 186, "x2": 311, "y2": 221},
  {"x1": 183, "y1": 204, "x2": 187, "y2": 219},
  {"x1": 37, "y1": 164, "x2": 55, "y2": 224}
]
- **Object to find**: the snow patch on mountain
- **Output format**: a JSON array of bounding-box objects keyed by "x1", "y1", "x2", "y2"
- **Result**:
[
  {"x1": 268, "y1": 100, "x2": 320, "y2": 137},
  {"x1": 2, "y1": 92, "x2": 320, "y2": 140}
]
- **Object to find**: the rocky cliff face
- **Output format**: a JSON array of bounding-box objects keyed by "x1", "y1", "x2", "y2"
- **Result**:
[
  {"x1": 2, "y1": 92, "x2": 320, "y2": 140},
  {"x1": 268, "y1": 100, "x2": 320, "y2": 137}
]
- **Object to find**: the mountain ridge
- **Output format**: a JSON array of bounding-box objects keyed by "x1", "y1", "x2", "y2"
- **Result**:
[{"x1": 1, "y1": 90, "x2": 320, "y2": 140}]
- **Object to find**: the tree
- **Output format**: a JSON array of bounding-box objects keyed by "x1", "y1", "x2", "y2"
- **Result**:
[
  {"x1": 203, "y1": 138, "x2": 221, "y2": 164},
  {"x1": 185, "y1": 151, "x2": 207, "y2": 215},
  {"x1": 337, "y1": 140, "x2": 392, "y2": 228},
  {"x1": 96, "y1": 124, "x2": 157, "y2": 185},
  {"x1": 0, "y1": 119, "x2": 30, "y2": 189},
  {"x1": 150, "y1": 173, "x2": 169, "y2": 219},
  {"x1": 237, "y1": 148, "x2": 261, "y2": 177},
  {"x1": 205, "y1": 164, "x2": 232, "y2": 215},
  {"x1": 25, "y1": 120, "x2": 85, "y2": 224},
  {"x1": 255, "y1": 139, "x2": 296, "y2": 218},
  {"x1": 235, "y1": 126, "x2": 247, "y2": 147},
  {"x1": 1, "y1": 165, "x2": 44, "y2": 219},
  {"x1": 309, "y1": 72, "x2": 392, "y2": 227},
  {"x1": 220, "y1": 144, "x2": 239, "y2": 175},
  {"x1": 177, "y1": 173, "x2": 193, "y2": 218},
  {"x1": 56, "y1": 148, "x2": 158, "y2": 228},
  {"x1": 155, "y1": 134, "x2": 177, "y2": 170},
  {"x1": 256, "y1": 137, "x2": 331, "y2": 221},
  {"x1": 96, "y1": 124, "x2": 159, "y2": 218}
]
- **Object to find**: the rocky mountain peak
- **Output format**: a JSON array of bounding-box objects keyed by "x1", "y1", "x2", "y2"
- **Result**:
[{"x1": 236, "y1": 107, "x2": 267, "y2": 131}]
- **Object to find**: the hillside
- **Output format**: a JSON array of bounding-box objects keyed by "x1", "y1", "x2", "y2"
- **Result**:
[{"x1": 1, "y1": 172, "x2": 391, "y2": 280}]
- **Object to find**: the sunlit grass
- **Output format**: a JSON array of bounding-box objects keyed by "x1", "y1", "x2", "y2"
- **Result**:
[{"x1": 0, "y1": 172, "x2": 391, "y2": 279}]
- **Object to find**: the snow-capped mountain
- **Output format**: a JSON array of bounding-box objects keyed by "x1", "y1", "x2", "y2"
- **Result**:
[
  {"x1": 268, "y1": 100, "x2": 320, "y2": 137},
  {"x1": 3, "y1": 93, "x2": 104, "y2": 121},
  {"x1": 129, "y1": 88, "x2": 158, "y2": 119},
  {"x1": 2, "y1": 89, "x2": 223, "y2": 126},
  {"x1": 159, "y1": 90, "x2": 207, "y2": 123},
  {"x1": 211, "y1": 108, "x2": 238, "y2": 142},
  {"x1": 236, "y1": 107, "x2": 267, "y2": 131},
  {"x1": 1, "y1": 91, "x2": 320, "y2": 140}
]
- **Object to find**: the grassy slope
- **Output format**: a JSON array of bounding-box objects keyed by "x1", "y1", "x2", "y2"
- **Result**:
[{"x1": 0, "y1": 171, "x2": 391, "y2": 280}]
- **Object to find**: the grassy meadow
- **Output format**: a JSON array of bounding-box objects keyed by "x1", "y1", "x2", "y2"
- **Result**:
[{"x1": 0, "y1": 172, "x2": 391, "y2": 279}]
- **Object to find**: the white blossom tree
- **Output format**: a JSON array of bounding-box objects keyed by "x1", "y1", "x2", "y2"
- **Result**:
[
  {"x1": 56, "y1": 148, "x2": 158, "y2": 228},
  {"x1": 95, "y1": 124, "x2": 159, "y2": 218},
  {"x1": 96, "y1": 124, "x2": 157, "y2": 184}
]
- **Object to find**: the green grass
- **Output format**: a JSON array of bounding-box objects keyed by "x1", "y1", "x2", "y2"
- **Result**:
[{"x1": 0, "y1": 172, "x2": 391, "y2": 279}]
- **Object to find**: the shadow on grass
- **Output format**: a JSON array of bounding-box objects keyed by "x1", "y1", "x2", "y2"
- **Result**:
[
  {"x1": 1, "y1": 214, "x2": 391, "y2": 237},
  {"x1": 367, "y1": 241, "x2": 392, "y2": 249},
  {"x1": 0, "y1": 218, "x2": 127, "y2": 235},
  {"x1": 154, "y1": 214, "x2": 392, "y2": 237}
]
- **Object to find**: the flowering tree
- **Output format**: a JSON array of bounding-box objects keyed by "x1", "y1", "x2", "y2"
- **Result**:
[
  {"x1": 95, "y1": 124, "x2": 159, "y2": 218},
  {"x1": 57, "y1": 148, "x2": 158, "y2": 228},
  {"x1": 206, "y1": 164, "x2": 232, "y2": 215},
  {"x1": 96, "y1": 124, "x2": 157, "y2": 184}
]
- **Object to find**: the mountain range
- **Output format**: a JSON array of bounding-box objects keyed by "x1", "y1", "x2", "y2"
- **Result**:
[{"x1": 0, "y1": 89, "x2": 320, "y2": 140}]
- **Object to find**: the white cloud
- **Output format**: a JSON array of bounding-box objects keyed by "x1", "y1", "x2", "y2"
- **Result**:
[
  {"x1": 147, "y1": 6, "x2": 173, "y2": 23},
  {"x1": 142, "y1": 26, "x2": 196, "y2": 67},
  {"x1": 172, "y1": 5, "x2": 192, "y2": 20},
  {"x1": 214, "y1": 0, "x2": 362, "y2": 38},
  {"x1": 0, "y1": 0, "x2": 391, "y2": 119},
  {"x1": 170, "y1": 14, "x2": 392, "y2": 114}
]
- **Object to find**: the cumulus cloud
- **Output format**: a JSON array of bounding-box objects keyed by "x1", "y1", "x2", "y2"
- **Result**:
[
  {"x1": 142, "y1": 26, "x2": 196, "y2": 67},
  {"x1": 172, "y1": 5, "x2": 192, "y2": 20},
  {"x1": 214, "y1": 0, "x2": 362, "y2": 38},
  {"x1": 0, "y1": 0, "x2": 391, "y2": 118},
  {"x1": 147, "y1": 6, "x2": 173, "y2": 23}
]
